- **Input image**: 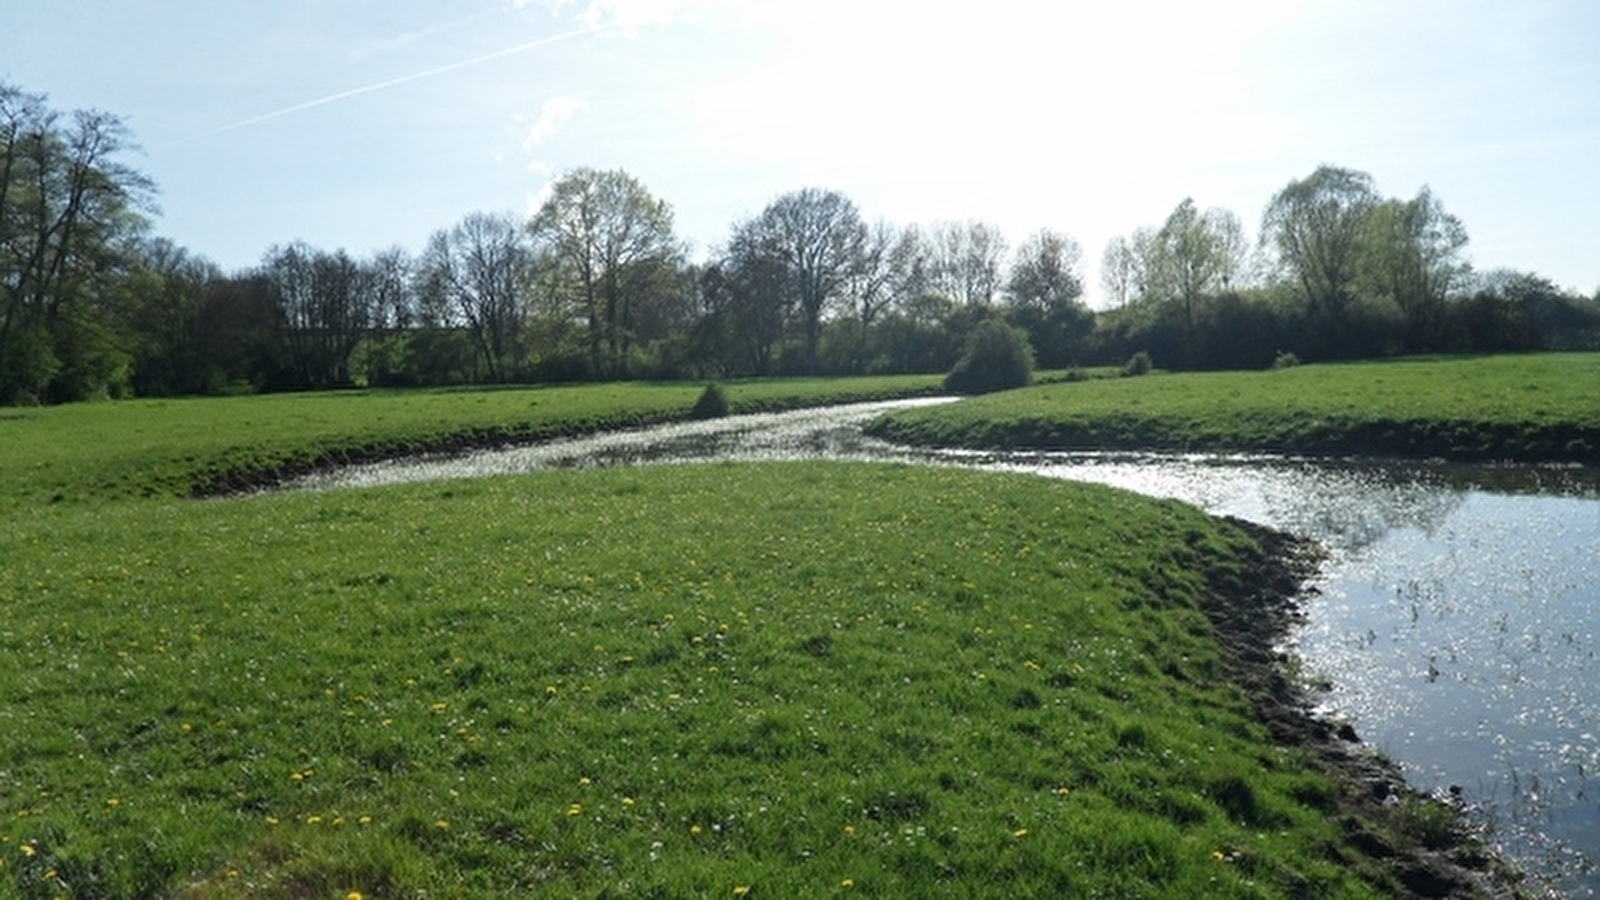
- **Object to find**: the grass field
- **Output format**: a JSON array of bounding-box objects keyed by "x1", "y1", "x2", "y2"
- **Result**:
[
  {"x1": 869, "y1": 354, "x2": 1600, "y2": 463},
  {"x1": 0, "y1": 368, "x2": 1531, "y2": 897},
  {"x1": 0, "y1": 376, "x2": 940, "y2": 509},
  {"x1": 5, "y1": 460, "x2": 1434, "y2": 898}
]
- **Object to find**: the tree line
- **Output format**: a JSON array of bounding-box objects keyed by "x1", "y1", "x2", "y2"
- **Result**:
[{"x1": 4, "y1": 81, "x2": 1598, "y2": 404}]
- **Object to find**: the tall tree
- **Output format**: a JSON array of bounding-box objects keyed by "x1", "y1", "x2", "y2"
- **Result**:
[
  {"x1": 1261, "y1": 165, "x2": 1380, "y2": 351},
  {"x1": 1005, "y1": 229, "x2": 1091, "y2": 367},
  {"x1": 1142, "y1": 199, "x2": 1248, "y2": 363},
  {"x1": 1360, "y1": 186, "x2": 1470, "y2": 351},
  {"x1": 930, "y1": 219, "x2": 1008, "y2": 306},
  {"x1": 1, "y1": 82, "x2": 154, "y2": 401},
  {"x1": 1005, "y1": 229, "x2": 1083, "y2": 312},
  {"x1": 736, "y1": 188, "x2": 867, "y2": 374},
  {"x1": 528, "y1": 167, "x2": 680, "y2": 377},
  {"x1": 259, "y1": 243, "x2": 371, "y2": 388},
  {"x1": 419, "y1": 212, "x2": 532, "y2": 382},
  {"x1": 1099, "y1": 234, "x2": 1144, "y2": 309},
  {"x1": 114, "y1": 236, "x2": 221, "y2": 395}
]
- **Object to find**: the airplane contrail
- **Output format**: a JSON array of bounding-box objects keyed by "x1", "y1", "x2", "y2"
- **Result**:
[{"x1": 162, "y1": 24, "x2": 605, "y2": 147}]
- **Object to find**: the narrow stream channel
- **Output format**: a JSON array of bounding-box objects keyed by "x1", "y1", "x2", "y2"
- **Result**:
[{"x1": 287, "y1": 398, "x2": 1600, "y2": 894}]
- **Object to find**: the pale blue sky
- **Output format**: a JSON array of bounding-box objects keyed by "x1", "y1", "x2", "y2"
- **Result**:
[{"x1": 4, "y1": 0, "x2": 1597, "y2": 302}]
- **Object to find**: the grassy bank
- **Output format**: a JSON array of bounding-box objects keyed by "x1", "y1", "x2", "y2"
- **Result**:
[
  {"x1": 868, "y1": 354, "x2": 1600, "y2": 463},
  {"x1": 0, "y1": 375, "x2": 940, "y2": 508},
  {"x1": 1, "y1": 460, "x2": 1490, "y2": 898}
]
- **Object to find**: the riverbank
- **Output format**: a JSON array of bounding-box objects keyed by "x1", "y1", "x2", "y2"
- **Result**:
[
  {"x1": 867, "y1": 354, "x2": 1600, "y2": 464},
  {"x1": 1205, "y1": 520, "x2": 1526, "y2": 898}
]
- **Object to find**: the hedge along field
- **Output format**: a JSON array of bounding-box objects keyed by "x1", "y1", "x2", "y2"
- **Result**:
[
  {"x1": 868, "y1": 354, "x2": 1600, "y2": 463},
  {"x1": 0, "y1": 375, "x2": 940, "y2": 509},
  {"x1": 2, "y1": 458, "x2": 1453, "y2": 899}
]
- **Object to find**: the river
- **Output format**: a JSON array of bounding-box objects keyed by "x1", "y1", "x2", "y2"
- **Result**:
[{"x1": 288, "y1": 398, "x2": 1600, "y2": 894}]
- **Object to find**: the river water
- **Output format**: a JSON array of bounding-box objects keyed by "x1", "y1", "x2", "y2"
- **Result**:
[{"x1": 288, "y1": 398, "x2": 1600, "y2": 894}]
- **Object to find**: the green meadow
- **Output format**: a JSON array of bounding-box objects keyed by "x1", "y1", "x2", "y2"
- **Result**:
[
  {"x1": 0, "y1": 370, "x2": 1525, "y2": 897},
  {"x1": 0, "y1": 376, "x2": 940, "y2": 509},
  {"x1": 872, "y1": 354, "x2": 1600, "y2": 463}
]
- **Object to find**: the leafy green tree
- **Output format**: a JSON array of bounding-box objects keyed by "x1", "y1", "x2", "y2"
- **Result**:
[
  {"x1": 1, "y1": 82, "x2": 154, "y2": 402},
  {"x1": 1143, "y1": 199, "x2": 1248, "y2": 364},
  {"x1": 1359, "y1": 186, "x2": 1470, "y2": 351},
  {"x1": 1099, "y1": 232, "x2": 1148, "y2": 310},
  {"x1": 192, "y1": 274, "x2": 284, "y2": 390},
  {"x1": 730, "y1": 188, "x2": 867, "y2": 374},
  {"x1": 1261, "y1": 165, "x2": 1380, "y2": 355},
  {"x1": 528, "y1": 168, "x2": 681, "y2": 377},
  {"x1": 113, "y1": 237, "x2": 221, "y2": 395},
  {"x1": 1004, "y1": 229, "x2": 1092, "y2": 368}
]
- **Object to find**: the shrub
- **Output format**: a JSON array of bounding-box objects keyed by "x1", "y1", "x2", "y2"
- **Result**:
[
  {"x1": 690, "y1": 382, "x2": 730, "y2": 418},
  {"x1": 1271, "y1": 351, "x2": 1301, "y2": 370},
  {"x1": 1123, "y1": 350, "x2": 1154, "y2": 377},
  {"x1": 943, "y1": 319, "x2": 1035, "y2": 394}
]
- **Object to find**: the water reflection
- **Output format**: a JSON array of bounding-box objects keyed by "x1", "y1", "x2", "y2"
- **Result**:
[{"x1": 285, "y1": 399, "x2": 1600, "y2": 894}]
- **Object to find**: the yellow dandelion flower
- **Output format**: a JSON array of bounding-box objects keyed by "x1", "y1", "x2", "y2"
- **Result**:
[
  {"x1": 578, "y1": 776, "x2": 591, "y2": 786},
  {"x1": 105, "y1": 797, "x2": 120, "y2": 808},
  {"x1": 545, "y1": 685, "x2": 558, "y2": 696},
  {"x1": 19, "y1": 844, "x2": 35, "y2": 857},
  {"x1": 690, "y1": 824, "x2": 702, "y2": 835},
  {"x1": 567, "y1": 804, "x2": 583, "y2": 816},
  {"x1": 290, "y1": 772, "x2": 303, "y2": 783},
  {"x1": 226, "y1": 868, "x2": 240, "y2": 879},
  {"x1": 1210, "y1": 849, "x2": 1226, "y2": 862},
  {"x1": 840, "y1": 878, "x2": 855, "y2": 888},
  {"x1": 1012, "y1": 828, "x2": 1028, "y2": 838},
  {"x1": 733, "y1": 886, "x2": 750, "y2": 896},
  {"x1": 842, "y1": 823, "x2": 855, "y2": 835},
  {"x1": 429, "y1": 702, "x2": 447, "y2": 713},
  {"x1": 435, "y1": 818, "x2": 450, "y2": 830},
  {"x1": 358, "y1": 815, "x2": 373, "y2": 826},
  {"x1": 306, "y1": 815, "x2": 323, "y2": 826},
  {"x1": 621, "y1": 796, "x2": 635, "y2": 806},
  {"x1": 265, "y1": 816, "x2": 280, "y2": 826},
  {"x1": 347, "y1": 892, "x2": 364, "y2": 900}
]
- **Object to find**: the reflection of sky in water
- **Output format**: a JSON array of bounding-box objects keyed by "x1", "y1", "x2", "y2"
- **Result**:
[{"x1": 287, "y1": 403, "x2": 1600, "y2": 893}]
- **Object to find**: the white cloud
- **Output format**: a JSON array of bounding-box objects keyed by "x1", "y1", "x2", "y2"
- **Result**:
[
  {"x1": 522, "y1": 96, "x2": 587, "y2": 151},
  {"x1": 519, "y1": 96, "x2": 587, "y2": 174}
]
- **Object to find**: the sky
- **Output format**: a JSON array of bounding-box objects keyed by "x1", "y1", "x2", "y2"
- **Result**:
[{"x1": 4, "y1": 0, "x2": 1598, "y2": 304}]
